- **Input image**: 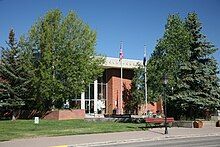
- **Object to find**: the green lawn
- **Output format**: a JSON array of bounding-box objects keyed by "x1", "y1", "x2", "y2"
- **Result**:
[{"x1": 0, "y1": 119, "x2": 146, "y2": 141}]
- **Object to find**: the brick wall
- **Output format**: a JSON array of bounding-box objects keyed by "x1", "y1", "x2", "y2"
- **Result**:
[
  {"x1": 105, "y1": 68, "x2": 162, "y2": 115},
  {"x1": 147, "y1": 99, "x2": 163, "y2": 114},
  {"x1": 105, "y1": 68, "x2": 134, "y2": 114},
  {"x1": 59, "y1": 109, "x2": 85, "y2": 120},
  {"x1": 43, "y1": 109, "x2": 85, "y2": 120},
  {"x1": 44, "y1": 110, "x2": 59, "y2": 120}
]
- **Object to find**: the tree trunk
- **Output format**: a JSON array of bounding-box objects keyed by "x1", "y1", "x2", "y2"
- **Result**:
[{"x1": 12, "y1": 110, "x2": 16, "y2": 121}]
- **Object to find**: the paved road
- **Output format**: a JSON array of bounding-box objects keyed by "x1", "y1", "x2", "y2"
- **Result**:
[{"x1": 102, "y1": 136, "x2": 220, "y2": 147}]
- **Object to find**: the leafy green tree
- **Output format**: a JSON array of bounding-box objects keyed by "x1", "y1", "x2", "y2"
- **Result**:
[
  {"x1": 124, "y1": 65, "x2": 145, "y2": 114},
  {"x1": 24, "y1": 9, "x2": 104, "y2": 110},
  {"x1": 0, "y1": 29, "x2": 29, "y2": 119},
  {"x1": 128, "y1": 14, "x2": 191, "y2": 115},
  {"x1": 147, "y1": 14, "x2": 191, "y2": 101},
  {"x1": 172, "y1": 13, "x2": 220, "y2": 119}
]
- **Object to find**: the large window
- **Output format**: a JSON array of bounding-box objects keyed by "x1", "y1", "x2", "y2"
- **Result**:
[
  {"x1": 98, "y1": 83, "x2": 106, "y2": 100},
  {"x1": 85, "y1": 84, "x2": 94, "y2": 99},
  {"x1": 69, "y1": 93, "x2": 81, "y2": 109}
]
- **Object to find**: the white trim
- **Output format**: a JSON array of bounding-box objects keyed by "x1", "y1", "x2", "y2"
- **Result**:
[
  {"x1": 81, "y1": 92, "x2": 85, "y2": 109},
  {"x1": 103, "y1": 57, "x2": 142, "y2": 69},
  {"x1": 94, "y1": 80, "x2": 98, "y2": 114}
]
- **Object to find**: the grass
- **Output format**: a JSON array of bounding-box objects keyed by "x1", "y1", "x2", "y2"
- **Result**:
[{"x1": 0, "y1": 119, "x2": 146, "y2": 141}]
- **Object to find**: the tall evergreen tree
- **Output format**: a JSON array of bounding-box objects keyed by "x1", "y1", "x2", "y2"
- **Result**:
[
  {"x1": 134, "y1": 13, "x2": 219, "y2": 119},
  {"x1": 172, "y1": 13, "x2": 220, "y2": 119},
  {"x1": 0, "y1": 29, "x2": 29, "y2": 119}
]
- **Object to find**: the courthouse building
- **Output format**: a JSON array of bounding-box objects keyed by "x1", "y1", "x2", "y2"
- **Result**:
[{"x1": 70, "y1": 57, "x2": 162, "y2": 115}]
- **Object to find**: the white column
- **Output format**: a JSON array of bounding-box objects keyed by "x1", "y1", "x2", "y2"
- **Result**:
[
  {"x1": 81, "y1": 92, "x2": 85, "y2": 109},
  {"x1": 94, "y1": 80, "x2": 98, "y2": 114}
]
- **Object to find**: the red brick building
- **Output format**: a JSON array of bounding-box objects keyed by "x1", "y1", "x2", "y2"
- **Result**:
[{"x1": 70, "y1": 57, "x2": 162, "y2": 116}]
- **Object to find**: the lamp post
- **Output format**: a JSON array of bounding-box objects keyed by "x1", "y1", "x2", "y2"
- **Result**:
[{"x1": 163, "y1": 74, "x2": 168, "y2": 134}]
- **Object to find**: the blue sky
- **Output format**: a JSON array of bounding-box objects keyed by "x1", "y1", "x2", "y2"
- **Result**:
[{"x1": 0, "y1": 0, "x2": 219, "y2": 64}]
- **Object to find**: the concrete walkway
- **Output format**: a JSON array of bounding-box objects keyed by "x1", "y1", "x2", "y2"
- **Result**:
[{"x1": 1, "y1": 127, "x2": 220, "y2": 147}]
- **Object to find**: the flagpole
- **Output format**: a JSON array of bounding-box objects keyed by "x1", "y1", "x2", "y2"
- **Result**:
[
  {"x1": 144, "y1": 45, "x2": 147, "y2": 114},
  {"x1": 120, "y1": 41, "x2": 123, "y2": 114}
]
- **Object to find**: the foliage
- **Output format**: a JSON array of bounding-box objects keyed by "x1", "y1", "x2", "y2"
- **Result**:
[
  {"x1": 0, "y1": 9, "x2": 104, "y2": 112},
  {"x1": 171, "y1": 13, "x2": 220, "y2": 119},
  {"x1": 23, "y1": 9, "x2": 104, "y2": 110},
  {"x1": 133, "y1": 13, "x2": 220, "y2": 119},
  {"x1": 147, "y1": 14, "x2": 191, "y2": 100},
  {"x1": 128, "y1": 14, "x2": 191, "y2": 114},
  {"x1": 0, "y1": 29, "x2": 29, "y2": 109},
  {"x1": 124, "y1": 65, "x2": 145, "y2": 114}
]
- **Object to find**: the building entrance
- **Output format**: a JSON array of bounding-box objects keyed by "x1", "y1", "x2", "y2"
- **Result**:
[
  {"x1": 97, "y1": 82, "x2": 107, "y2": 114},
  {"x1": 84, "y1": 80, "x2": 107, "y2": 114}
]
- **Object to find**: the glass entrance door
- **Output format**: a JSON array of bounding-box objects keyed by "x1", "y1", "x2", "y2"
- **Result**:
[
  {"x1": 85, "y1": 100, "x2": 94, "y2": 114},
  {"x1": 97, "y1": 83, "x2": 106, "y2": 114},
  {"x1": 85, "y1": 79, "x2": 107, "y2": 114},
  {"x1": 85, "y1": 84, "x2": 94, "y2": 114}
]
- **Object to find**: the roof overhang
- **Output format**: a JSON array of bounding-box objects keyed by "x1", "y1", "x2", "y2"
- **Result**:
[{"x1": 103, "y1": 57, "x2": 142, "y2": 69}]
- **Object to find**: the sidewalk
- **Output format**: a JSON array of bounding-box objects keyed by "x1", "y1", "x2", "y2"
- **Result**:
[{"x1": 1, "y1": 127, "x2": 220, "y2": 147}]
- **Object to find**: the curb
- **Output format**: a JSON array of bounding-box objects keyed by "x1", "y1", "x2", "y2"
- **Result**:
[{"x1": 68, "y1": 133, "x2": 220, "y2": 147}]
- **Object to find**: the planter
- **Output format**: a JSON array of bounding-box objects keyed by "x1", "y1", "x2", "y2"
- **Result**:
[
  {"x1": 193, "y1": 120, "x2": 203, "y2": 128},
  {"x1": 43, "y1": 109, "x2": 85, "y2": 120},
  {"x1": 172, "y1": 121, "x2": 193, "y2": 128}
]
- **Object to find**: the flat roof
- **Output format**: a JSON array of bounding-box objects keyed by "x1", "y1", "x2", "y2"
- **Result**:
[{"x1": 103, "y1": 57, "x2": 142, "y2": 69}]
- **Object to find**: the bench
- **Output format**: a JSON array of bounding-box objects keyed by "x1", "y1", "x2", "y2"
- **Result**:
[{"x1": 145, "y1": 117, "x2": 174, "y2": 127}]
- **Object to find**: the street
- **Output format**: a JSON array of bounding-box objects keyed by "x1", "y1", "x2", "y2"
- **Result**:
[{"x1": 102, "y1": 136, "x2": 220, "y2": 147}]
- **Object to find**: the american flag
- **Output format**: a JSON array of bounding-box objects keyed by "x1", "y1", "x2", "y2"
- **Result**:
[
  {"x1": 143, "y1": 53, "x2": 146, "y2": 66},
  {"x1": 119, "y1": 41, "x2": 123, "y2": 61},
  {"x1": 143, "y1": 45, "x2": 146, "y2": 66}
]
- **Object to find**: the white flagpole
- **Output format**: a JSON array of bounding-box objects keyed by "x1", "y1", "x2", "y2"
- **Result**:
[
  {"x1": 120, "y1": 41, "x2": 123, "y2": 114},
  {"x1": 144, "y1": 45, "x2": 147, "y2": 114}
]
